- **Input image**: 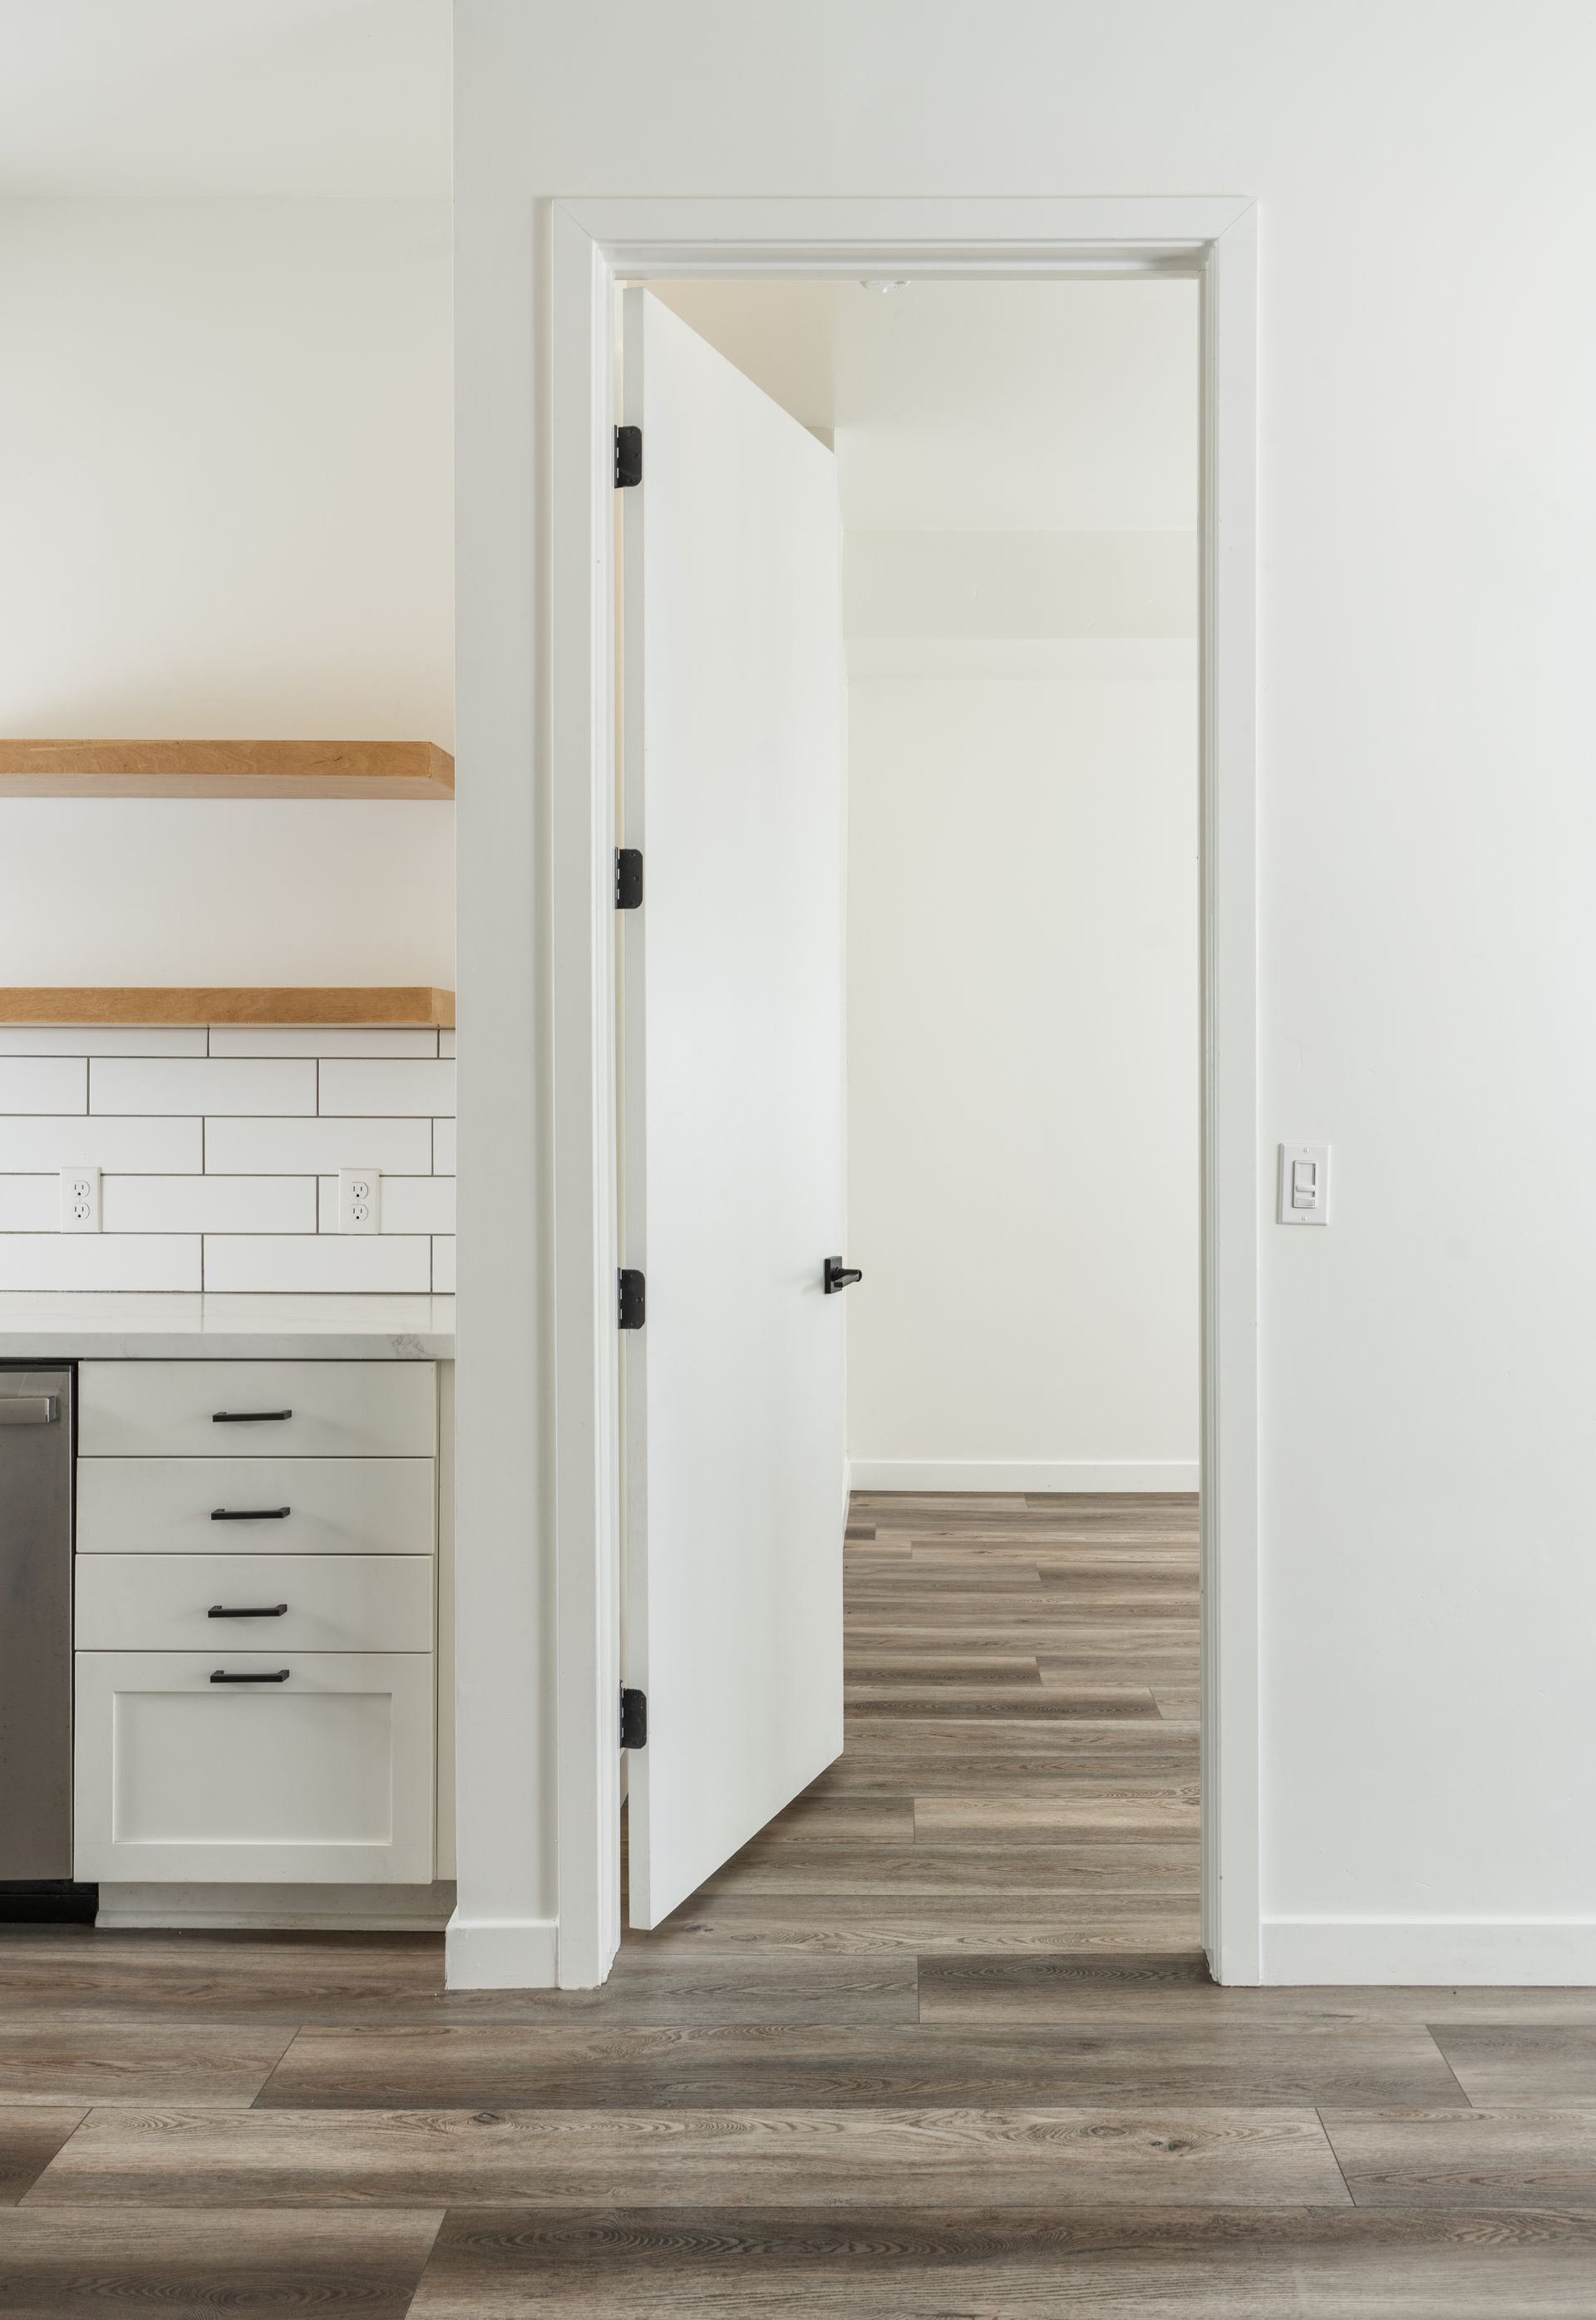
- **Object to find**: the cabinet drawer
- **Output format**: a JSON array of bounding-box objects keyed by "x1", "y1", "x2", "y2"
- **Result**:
[
  {"x1": 76, "y1": 1458, "x2": 435, "y2": 1556},
  {"x1": 76, "y1": 1554, "x2": 434, "y2": 1653},
  {"x1": 74, "y1": 1652, "x2": 434, "y2": 1884},
  {"x1": 79, "y1": 1361, "x2": 436, "y2": 1458}
]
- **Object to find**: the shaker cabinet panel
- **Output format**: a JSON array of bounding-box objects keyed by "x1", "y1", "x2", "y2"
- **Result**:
[{"x1": 74, "y1": 1651, "x2": 435, "y2": 1884}]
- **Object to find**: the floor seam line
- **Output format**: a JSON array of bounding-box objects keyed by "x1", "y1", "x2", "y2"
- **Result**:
[{"x1": 1315, "y1": 2104, "x2": 1360, "y2": 2206}]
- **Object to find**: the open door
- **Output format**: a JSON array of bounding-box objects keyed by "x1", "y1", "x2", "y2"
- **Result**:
[{"x1": 620, "y1": 288, "x2": 847, "y2": 1931}]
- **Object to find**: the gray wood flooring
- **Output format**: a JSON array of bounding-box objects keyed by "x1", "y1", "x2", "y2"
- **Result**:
[{"x1": 3, "y1": 1490, "x2": 1595, "y2": 2311}]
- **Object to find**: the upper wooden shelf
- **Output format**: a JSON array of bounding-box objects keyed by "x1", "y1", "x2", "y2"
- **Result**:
[
  {"x1": 0, "y1": 988, "x2": 456, "y2": 1027},
  {"x1": 0, "y1": 740, "x2": 455, "y2": 800}
]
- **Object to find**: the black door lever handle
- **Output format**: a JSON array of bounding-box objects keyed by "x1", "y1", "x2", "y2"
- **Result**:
[{"x1": 823, "y1": 1257, "x2": 863, "y2": 1293}]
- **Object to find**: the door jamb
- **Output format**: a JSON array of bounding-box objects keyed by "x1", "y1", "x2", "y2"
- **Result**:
[{"x1": 544, "y1": 194, "x2": 1260, "y2": 1988}]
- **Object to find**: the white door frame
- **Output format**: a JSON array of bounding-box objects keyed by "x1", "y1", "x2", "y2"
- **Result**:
[{"x1": 545, "y1": 195, "x2": 1260, "y2": 1989}]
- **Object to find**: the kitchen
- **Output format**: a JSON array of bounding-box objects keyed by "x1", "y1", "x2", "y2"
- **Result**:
[{"x1": 0, "y1": 184, "x2": 457, "y2": 1938}]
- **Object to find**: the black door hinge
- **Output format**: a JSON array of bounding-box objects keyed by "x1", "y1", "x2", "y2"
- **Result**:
[
  {"x1": 615, "y1": 848, "x2": 643, "y2": 909},
  {"x1": 618, "y1": 1268, "x2": 646, "y2": 1330},
  {"x1": 614, "y1": 425, "x2": 643, "y2": 488},
  {"x1": 620, "y1": 1686, "x2": 648, "y2": 1749}
]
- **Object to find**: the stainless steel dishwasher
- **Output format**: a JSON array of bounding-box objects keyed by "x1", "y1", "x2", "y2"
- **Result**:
[{"x1": 0, "y1": 1366, "x2": 74, "y2": 1889}]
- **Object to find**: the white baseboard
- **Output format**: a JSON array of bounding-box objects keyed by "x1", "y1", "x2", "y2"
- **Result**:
[
  {"x1": 445, "y1": 1913, "x2": 560, "y2": 1990},
  {"x1": 1263, "y1": 1919, "x2": 1596, "y2": 1986},
  {"x1": 96, "y1": 1880, "x2": 456, "y2": 1933},
  {"x1": 848, "y1": 1459, "x2": 1199, "y2": 1494}
]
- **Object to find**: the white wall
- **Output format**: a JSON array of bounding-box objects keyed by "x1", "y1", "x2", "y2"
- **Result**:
[
  {"x1": 456, "y1": 0, "x2": 1596, "y2": 1982},
  {"x1": 652, "y1": 278, "x2": 1199, "y2": 1484},
  {"x1": 848, "y1": 677, "x2": 1197, "y2": 1487},
  {"x1": 0, "y1": 197, "x2": 453, "y2": 986}
]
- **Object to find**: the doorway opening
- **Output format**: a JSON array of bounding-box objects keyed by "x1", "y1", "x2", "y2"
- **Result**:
[
  {"x1": 537, "y1": 197, "x2": 1259, "y2": 1996},
  {"x1": 615, "y1": 273, "x2": 1203, "y2": 1972}
]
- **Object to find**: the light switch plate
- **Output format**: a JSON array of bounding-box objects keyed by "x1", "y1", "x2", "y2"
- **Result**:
[
  {"x1": 337, "y1": 1167, "x2": 380, "y2": 1234},
  {"x1": 1278, "y1": 1143, "x2": 1330, "y2": 1226},
  {"x1": 61, "y1": 1166, "x2": 101, "y2": 1232}
]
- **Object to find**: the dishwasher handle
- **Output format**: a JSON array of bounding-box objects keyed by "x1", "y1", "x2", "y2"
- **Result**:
[{"x1": 0, "y1": 1396, "x2": 58, "y2": 1426}]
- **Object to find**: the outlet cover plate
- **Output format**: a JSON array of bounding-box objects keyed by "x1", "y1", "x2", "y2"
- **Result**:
[
  {"x1": 61, "y1": 1166, "x2": 101, "y2": 1233},
  {"x1": 337, "y1": 1167, "x2": 380, "y2": 1234}
]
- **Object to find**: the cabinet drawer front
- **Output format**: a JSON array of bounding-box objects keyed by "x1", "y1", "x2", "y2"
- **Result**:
[
  {"x1": 79, "y1": 1361, "x2": 436, "y2": 1457},
  {"x1": 76, "y1": 1458, "x2": 436, "y2": 1556},
  {"x1": 74, "y1": 1652, "x2": 434, "y2": 1884},
  {"x1": 76, "y1": 1554, "x2": 434, "y2": 1653}
]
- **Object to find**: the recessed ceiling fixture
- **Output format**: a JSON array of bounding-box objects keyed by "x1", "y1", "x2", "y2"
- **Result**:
[{"x1": 859, "y1": 278, "x2": 910, "y2": 293}]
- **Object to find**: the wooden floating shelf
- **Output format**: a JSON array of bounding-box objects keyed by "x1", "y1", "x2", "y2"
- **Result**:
[
  {"x1": 0, "y1": 739, "x2": 455, "y2": 800},
  {"x1": 0, "y1": 988, "x2": 456, "y2": 1028}
]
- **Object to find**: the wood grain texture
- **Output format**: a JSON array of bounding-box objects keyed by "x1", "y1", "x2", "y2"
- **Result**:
[
  {"x1": 18, "y1": 1491, "x2": 1596, "y2": 2310},
  {"x1": 0, "y1": 738, "x2": 455, "y2": 799},
  {"x1": 1429, "y1": 2025, "x2": 1596, "y2": 2106},
  {"x1": 0, "y1": 2111, "x2": 85, "y2": 2204},
  {"x1": 1322, "y1": 2106, "x2": 1596, "y2": 2210},
  {"x1": 0, "y1": 2023, "x2": 293, "y2": 2107},
  {"x1": 409, "y1": 2204, "x2": 1596, "y2": 2319},
  {"x1": 0, "y1": 2204, "x2": 441, "y2": 2312},
  {"x1": 694, "y1": 1839, "x2": 1200, "y2": 1896},
  {"x1": 28, "y1": 2105, "x2": 1352, "y2": 2208},
  {"x1": 0, "y1": 986, "x2": 456, "y2": 1026},
  {"x1": 253, "y1": 2021, "x2": 1463, "y2": 2112}
]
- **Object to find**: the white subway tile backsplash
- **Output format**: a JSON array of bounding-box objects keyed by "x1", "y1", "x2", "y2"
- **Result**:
[
  {"x1": 0, "y1": 1116, "x2": 203, "y2": 1172},
  {"x1": 0, "y1": 1024, "x2": 458, "y2": 1294},
  {"x1": 317, "y1": 1175, "x2": 456, "y2": 1234},
  {"x1": 204, "y1": 1234, "x2": 432, "y2": 1293},
  {"x1": 205, "y1": 1116, "x2": 434, "y2": 1175},
  {"x1": 209, "y1": 1027, "x2": 441, "y2": 1057},
  {"x1": 318, "y1": 1059, "x2": 456, "y2": 1118},
  {"x1": 0, "y1": 1234, "x2": 200, "y2": 1290},
  {"x1": 0, "y1": 1177, "x2": 59, "y2": 1229},
  {"x1": 0, "y1": 1027, "x2": 208, "y2": 1057},
  {"x1": 0, "y1": 1057, "x2": 86, "y2": 1113},
  {"x1": 91, "y1": 1057, "x2": 317, "y2": 1117},
  {"x1": 101, "y1": 1175, "x2": 317, "y2": 1234}
]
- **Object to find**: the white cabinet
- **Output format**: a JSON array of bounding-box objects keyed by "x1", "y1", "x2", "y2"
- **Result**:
[
  {"x1": 76, "y1": 1457, "x2": 435, "y2": 1555},
  {"x1": 73, "y1": 1653, "x2": 434, "y2": 1884},
  {"x1": 74, "y1": 1358, "x2": 439, "y2": 1888},
  {"x1": 76, "y1": 1554, "x2": 435, "y2": 1653},
  {"x1": 78, "y1": 1360, "x2": 437, "y2": 1457}
]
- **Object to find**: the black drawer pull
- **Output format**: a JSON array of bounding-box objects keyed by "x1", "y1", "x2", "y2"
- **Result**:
[
  {"x1": 209, "y1": 1604, "x2": 288, "y2": 1620},
  {"x1": 210, "y1": 1506, "x2": 291, "y2": 1522},
  {"x1": 210, "y1": 1668, "x2": 291, "y2": 1683},
  {"x1": 211, "y1": 1409, "x2": 293, "y2": 1424}
]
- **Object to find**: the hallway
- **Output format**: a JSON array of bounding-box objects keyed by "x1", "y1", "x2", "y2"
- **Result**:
[{"x1": 0, "y1": 1494, "x2": 1594, "y2": 2312}]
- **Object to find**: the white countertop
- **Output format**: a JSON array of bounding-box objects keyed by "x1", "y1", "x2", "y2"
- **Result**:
[{"x1": 0, "y1": 1293, "x2": 456, "y2": 1358}]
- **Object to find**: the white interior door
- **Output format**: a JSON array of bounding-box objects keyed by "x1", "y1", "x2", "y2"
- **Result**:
[{"x1": 621, "y1": 288, "x2": 846, "y2": 1931}]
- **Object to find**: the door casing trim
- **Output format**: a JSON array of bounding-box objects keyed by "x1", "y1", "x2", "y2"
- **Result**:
[{"x1": 537, "y1": 194, "x2": 1260, "y2": 1988}]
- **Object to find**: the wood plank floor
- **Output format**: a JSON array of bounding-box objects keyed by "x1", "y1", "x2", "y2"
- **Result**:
[{"x1": 5, "y1": 1490, "x2": 1596, "y2": 2311}]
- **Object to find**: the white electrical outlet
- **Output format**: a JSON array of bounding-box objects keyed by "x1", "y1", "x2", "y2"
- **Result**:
[
  {"x1": 338, "y1": 1167, "x2": 380, "y2": 1234},
  {"x1": 61, "y1": 1166, "x2": 101, "y2": 1233}
]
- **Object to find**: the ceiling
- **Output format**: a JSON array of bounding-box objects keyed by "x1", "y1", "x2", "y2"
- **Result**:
[
  {"x1": 648, "y1": 278, "x2": 1199, "y2": 534},
  {"x1": 0, "y1": 0, "x2": 450, "y2": 196}
]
